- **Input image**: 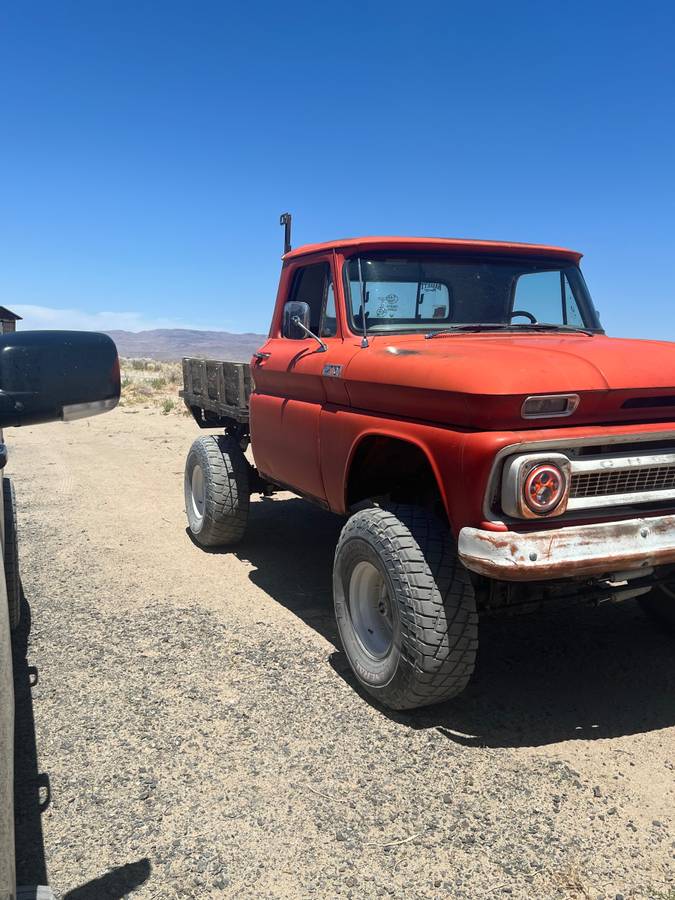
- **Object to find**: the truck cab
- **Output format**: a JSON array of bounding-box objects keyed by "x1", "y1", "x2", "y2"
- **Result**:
[{"x1": 183, "y1": 228, "x2": 675, "y2": 711}]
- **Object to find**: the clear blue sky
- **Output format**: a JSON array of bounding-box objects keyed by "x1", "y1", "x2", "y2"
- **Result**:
[{"x1": 1, "y1": 1, "x2": 673, "y2": 337}]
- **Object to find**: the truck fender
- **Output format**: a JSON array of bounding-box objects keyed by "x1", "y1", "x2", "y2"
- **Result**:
[{"x1": 341, "y1": 429, "x2": 450, "y2": 521}]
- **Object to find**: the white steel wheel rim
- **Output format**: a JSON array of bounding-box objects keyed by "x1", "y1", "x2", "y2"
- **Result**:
[
  {"x1": 190, "y1": 464, "x2": 206, "y2": 521},
  {"x1": 348, "y1": 560, "x2": 394, "y2": 659}
]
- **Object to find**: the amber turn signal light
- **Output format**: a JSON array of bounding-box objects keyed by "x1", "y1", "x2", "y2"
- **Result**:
[{"x1": 521, "y1": 394, "x2": 580, "y2": 419}]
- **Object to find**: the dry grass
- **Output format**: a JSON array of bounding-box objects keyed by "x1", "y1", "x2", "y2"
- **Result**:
[
  {"x1": 119, "y1": 358, "x2": 187, "y2": 415},
  {"x1": 548, "y1": 866, "x2": 593, "y2": 899}
]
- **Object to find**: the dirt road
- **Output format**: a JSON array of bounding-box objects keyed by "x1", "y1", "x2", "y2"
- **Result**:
[{"x1": 9, "y1": 407, "x2": 675, "y2": 899}]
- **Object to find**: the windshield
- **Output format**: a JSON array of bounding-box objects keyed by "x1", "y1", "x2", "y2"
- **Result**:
[{"x1": 344, "y1": 253, "x2": 602, "y2": 334}]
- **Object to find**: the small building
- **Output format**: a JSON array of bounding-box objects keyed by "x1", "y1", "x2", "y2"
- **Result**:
[{"x1": 0, "y1": 307, "x2": 22, "y2": 334}]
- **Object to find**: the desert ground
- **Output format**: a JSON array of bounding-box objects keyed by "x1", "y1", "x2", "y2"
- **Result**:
[{"x1": 9, "y1": 387, "x2": 675, "y2": 899}]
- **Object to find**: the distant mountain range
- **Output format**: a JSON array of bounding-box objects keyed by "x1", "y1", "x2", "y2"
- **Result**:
[{"x1": 105, "y1": 328, "x2": 267, "y2": 362}]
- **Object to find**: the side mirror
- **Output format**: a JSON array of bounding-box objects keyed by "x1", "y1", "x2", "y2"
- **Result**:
[
  {"x1": 282, "y1": 301, "x2": 311, "y2": 339},
  {"x1": 0, "y1": 330, "x2": 120, "y2": 428}
]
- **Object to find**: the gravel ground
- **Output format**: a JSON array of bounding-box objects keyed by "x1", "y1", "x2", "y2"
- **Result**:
[{"x1": 9, "y1": 407, "x2": 675, "y2": 899}]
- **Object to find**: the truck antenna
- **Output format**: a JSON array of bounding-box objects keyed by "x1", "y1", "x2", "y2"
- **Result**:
[
  {"x1": 280, "y1": 212, "x2": 292, "y2": 255},
  {"x1": 357, "y1": 256, "x2": 369, "y2": 348}
]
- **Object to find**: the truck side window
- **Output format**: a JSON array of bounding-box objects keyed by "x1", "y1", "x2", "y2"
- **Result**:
[
  {"x1": 563, "y1": 276, "x2": 584, "y2": 326},
  {"x1": 320, "y1": 276, "x2": 337, "y2": 337},
  {"x1": 289, "y1": 264, "x2": 328, "y2": 335}
]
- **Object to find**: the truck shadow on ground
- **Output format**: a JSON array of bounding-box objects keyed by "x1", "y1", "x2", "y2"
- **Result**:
[
  {"x1": 12, "y1": 591, "x2": 49, "y2": 888},
  {"x1": 382, "y1": 605, "x2": 675, "y2": 749},
  {"x1": 13, "y1": 589, "x2": 150, "y2": 897},
  {"x1": 231, "y1": 496, "x2": 675, "y2": 749}
]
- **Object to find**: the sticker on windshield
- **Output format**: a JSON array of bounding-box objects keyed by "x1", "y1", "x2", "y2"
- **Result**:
[{"x1": 376, "y1": 293, "x2": 400, "y2": 317}]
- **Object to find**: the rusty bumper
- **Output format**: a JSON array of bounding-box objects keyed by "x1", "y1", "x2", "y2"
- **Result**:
[{"x1": 458, "y1": 513, "x2": 675, "y2": 581}]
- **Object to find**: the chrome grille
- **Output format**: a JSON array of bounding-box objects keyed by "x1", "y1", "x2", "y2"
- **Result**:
[
  {"x1": 571, "y1": 465, "x2": 675, "y2": 499},
  {"x1": 495, "y1": 436, "x2": 675, "y2": 520}
]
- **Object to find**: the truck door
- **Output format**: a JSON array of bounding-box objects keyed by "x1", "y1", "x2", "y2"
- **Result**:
[{"x1": 250, "y1": 258, "x2": 343, "y2": 502}]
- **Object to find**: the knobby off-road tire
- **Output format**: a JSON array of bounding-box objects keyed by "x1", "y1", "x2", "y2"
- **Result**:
[
  {"x1": 640, "y1": 584, "x2": 675, "y2": 633},
  {"x1": 184, "y1": 435, "x2": 250, "y2": 547},
  {"x1": 3, "y1": 478, "x2": 20, "y2": 630},
  {"x1": 333, "y1": 505, "x2": 478, "y2": 710}
]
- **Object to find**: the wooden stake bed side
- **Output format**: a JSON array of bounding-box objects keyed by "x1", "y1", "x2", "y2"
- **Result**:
[{"x1": 180, "y1": 357, "x2": 252, "y2": 424}]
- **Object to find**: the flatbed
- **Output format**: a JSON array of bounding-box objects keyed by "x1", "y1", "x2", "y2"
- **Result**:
[{"x1": 180, "y1": 357, "x2": 252, "y2": 426}]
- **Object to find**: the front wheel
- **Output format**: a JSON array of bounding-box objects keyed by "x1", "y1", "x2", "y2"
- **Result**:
[
  {"x1": 333, "y1": 505, "x2": 478, "y2": 710},
  {"x1": 184, "y1": 435, "x2": 250, "y2": 547}
]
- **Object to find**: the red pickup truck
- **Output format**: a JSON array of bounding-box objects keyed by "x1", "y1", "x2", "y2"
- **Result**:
[{"x1": 181, "y1": 220, "x2": 675, "y2": 711}]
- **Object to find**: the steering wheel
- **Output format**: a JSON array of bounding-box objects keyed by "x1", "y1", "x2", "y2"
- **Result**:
[{"x1": 510, "y1": 309, "x2": 538, "y2": 324}]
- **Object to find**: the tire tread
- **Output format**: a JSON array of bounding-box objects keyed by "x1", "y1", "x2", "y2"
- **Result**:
[
  {"x1": 185, "y1": 435, "x2": 250, "y2": 547},
  {"x1": 334, "y1": 505, "x2": 478, "y2": 710}
]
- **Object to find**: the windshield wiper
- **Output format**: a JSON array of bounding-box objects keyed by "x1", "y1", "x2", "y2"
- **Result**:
[
  {"x1": 425, "y1": 322, "x2": 595, "y2": 339},
  {"x1": 426, "y1": 324, "x2": 516, "y2": 338},
  {"x1": 511, "y1": 322, "x2": 596, "y2": 336}
]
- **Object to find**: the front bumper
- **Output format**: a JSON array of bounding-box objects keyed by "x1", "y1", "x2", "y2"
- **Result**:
[{"x1": 458, "y1": 513, "x2": 675, "y2": 581}]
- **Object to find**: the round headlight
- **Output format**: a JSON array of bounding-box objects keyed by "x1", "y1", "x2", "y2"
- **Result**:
[{"x1": 523, "y1": 463, "x2": 566, "y2": 514}]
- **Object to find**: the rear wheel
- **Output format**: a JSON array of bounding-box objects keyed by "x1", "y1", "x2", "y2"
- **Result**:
[
  {"x1": 3, "y1": 478, "x2": 20, "y2": 630},
  {"x1": 333, "y1": 505, "x2": 478, "y2": 710},
  {"x1": 184, "y1": 435, "x2": 250, "y2": 547}
]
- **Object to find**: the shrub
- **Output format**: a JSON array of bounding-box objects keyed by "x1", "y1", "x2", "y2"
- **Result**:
[{"x1": 161, "y1": 399, "x2": 175, "y2": 415}]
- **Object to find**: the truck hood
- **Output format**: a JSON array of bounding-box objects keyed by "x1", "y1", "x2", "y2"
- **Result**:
[{"x1": 343, "y1": 332, "x2": 675, "y2": 429}]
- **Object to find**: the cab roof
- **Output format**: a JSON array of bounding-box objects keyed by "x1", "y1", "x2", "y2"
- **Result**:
[{"x1": 283, "y1": 236, "x2": 582, "y2": 263}]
